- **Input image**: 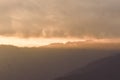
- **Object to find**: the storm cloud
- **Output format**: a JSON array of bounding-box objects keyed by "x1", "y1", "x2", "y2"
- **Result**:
[{"x1": 0, "y1": 0, "x2": 120, "y2": 38}]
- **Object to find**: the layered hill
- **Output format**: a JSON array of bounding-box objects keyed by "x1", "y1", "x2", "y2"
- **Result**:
[{"x1": 55, "y1": 54, "x2": 120, "y2": 80}]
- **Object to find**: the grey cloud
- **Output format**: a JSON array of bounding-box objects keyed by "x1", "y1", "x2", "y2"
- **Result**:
[{"x1": 0, "y1": 0, "x2": 120, "y2": 38}]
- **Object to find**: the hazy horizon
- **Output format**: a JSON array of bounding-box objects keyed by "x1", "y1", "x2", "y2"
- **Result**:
[
  {"x1": 0, "y1": 0, "x2": 120, "y2": 47},
  {"x1": 0, "y1": 0, "x2": 120, "y2": 80}
]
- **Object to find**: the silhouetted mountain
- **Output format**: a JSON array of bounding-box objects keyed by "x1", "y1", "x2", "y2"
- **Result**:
[
  {"x1": 0, "y1": 41, "x2": 120, "y2": 50},
  {"x1": 55, "y1": 54, "x2": 120, "y2": 80},
  {"x1": 0, "y1": 45, "x2": 119, "y2": 80},
  {"x1": 45, "y1": 41, "x2": 120, "y2": 50}
]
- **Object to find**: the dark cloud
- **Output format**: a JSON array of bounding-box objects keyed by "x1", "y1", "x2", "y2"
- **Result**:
[{"x1": 0, "y1": 0, "x2": 120, "y2": 38}]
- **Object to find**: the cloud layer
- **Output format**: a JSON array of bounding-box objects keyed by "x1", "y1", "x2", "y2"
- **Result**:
[{"x1": 0, "y1": 0, "x2": 120, "y2": 38}]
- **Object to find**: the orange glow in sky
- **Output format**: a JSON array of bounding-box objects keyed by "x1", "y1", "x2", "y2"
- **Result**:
[
  {"x1": 0, "y1": 36, "x2": 85, "y2": 47},
  {"x1": 0, "y1": 36, "x2": 119, "y2": 47}
]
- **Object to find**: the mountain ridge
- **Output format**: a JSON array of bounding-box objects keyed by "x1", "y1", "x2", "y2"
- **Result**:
[
  {"x1": 0, "y1": 41, "x2": 120, "y2": 50},
  {"x1": 55, "y1": 54, "x2": 120, "y2": 80}
]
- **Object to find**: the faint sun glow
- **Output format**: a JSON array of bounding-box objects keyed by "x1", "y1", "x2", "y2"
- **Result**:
[
  {"x1": 0, "y1": 36, "x2": 85, "y2": 47},
  {"x1": 0, "y1": 36, "x2": 119, "y2": 47}
]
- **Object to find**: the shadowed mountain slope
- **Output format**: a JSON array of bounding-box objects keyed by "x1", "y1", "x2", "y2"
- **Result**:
[
  {"x1": 55, "y1": 54, "x2": 120, "y2": 80},
  {"x1": 0, "y1": 45, "x2": 119, "y2": 80}
]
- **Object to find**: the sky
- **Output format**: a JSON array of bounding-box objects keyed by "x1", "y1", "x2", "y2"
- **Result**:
[{"x1": 0, "y1": 0, "x2": 120, "y2": 46}]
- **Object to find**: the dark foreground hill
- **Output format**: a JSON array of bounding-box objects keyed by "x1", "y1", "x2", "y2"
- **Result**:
[
  {"x1": 0, "y1": 45, "x2": 119, "y2": 80},
  {"x1": 55, "y1": 54, "x2": 120, "y2": 80}
]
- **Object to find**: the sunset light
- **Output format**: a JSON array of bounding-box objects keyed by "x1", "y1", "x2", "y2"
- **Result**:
[
  {"x1": 0, "y1": 36, "x2": 119, "y2": 47},
  {"x1": 0, "y1": 0, "x2": 120, "y2": 80},
  {"x1": 0, "y1": 36, "x2": 85, "y2": 47}
]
